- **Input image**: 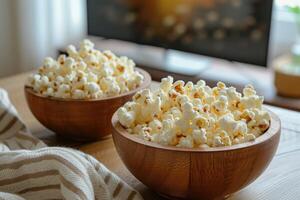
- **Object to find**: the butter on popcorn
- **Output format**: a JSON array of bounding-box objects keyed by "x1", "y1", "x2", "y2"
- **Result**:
[
  {"x1": 117, "y1": 76, "x2": 270, "y2": 148},
  {"x1": 27, "y1": 39, "x2": 143, "y2": 99}
]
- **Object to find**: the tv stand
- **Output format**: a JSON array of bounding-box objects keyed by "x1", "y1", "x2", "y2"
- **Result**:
[
  {"x1": 163, "y1": 50, "x2": 210, "y2": 76},
  {"x1": 60, "y1": 36, "x2": 300, "y2": 112}
]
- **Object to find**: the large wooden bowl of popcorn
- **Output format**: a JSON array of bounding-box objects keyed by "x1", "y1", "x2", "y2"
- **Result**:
[
  {"x1": 112, "y1": 77, "x2": 281, "y2": 199},
  {"x1": 25, "y1": 40, "x2": 151, "y2": 141}
]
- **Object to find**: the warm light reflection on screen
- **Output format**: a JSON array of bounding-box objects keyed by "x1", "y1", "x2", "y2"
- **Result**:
[{"x1": 87, "y1": 0, "x2": 273, "y2": 66}]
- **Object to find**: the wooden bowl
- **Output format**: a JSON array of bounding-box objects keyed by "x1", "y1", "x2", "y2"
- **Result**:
[
  {"x1": 112, "y1": 108, "x2": 281, "y2": 200},
  {"x1": 25, "y1": 68, "x2": 151, "y2": 141}
]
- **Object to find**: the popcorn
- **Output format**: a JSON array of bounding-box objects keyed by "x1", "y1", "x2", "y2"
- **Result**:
[
  {"x1": 157, "y1": 131, "x2": 177, "y2": 146},
  {"x1": 149, "y1": 119, "x2": 162, "y2": 133},
  {"x1": 118, "y1": 76, "x2": 271, "y2": 148},
  {"x1": 56, "y1": 84, "x2": 71, "y2": 98},
  {"x1": 27, "y1": 39, "x2": 143, "y2": 99},
  {"x1": 162, "y1": 119, "x2": 174, "y2": 131},
  {"x1": 212, "y1": 95, "x2": 228, "y2": 114},
  {"x1": 160, "y1": 76, "x2": 173, "y2": 92},
  {"x1": 177, "y1": 135, "x2": 194, "y2": 148},
  {"x1": 56, "y1": 76, "x2": 65, "y2": 84},
  {"x1": 193, "y1": 116, "x2": 208, "y2": 129},
  {"x1": 244, "y1": 134, "x2": 256, "y2": 142},
  {"x1": 196, "y1": 80, "x2": 206, "y2": 87},
  {"x1": 243, "y1": 84, "x2": 256, "y2": 97},
  {"x1": 192, "y1": 129, "x2": 207, "y2": 145},
  {"x1": 100, "y1": 62, "x2": 114, "y2": 77},
  {"x1": 213, "y1": 136, "x2": 224, "y2": 147},
  {"x1": 117, "y1": 107, "x2": 136, "y2": 128},
  {"x1": 135, "y1": 72, "x2": 144, "y2": 86},
  {"x1": 86, "y1": 82, "x2": 100, "y2": 94},
  {"x1": 77, "y1": 60, "x2": 87, "y2": 71},
  {"x1": 73, "y1": 89, "x2": 85, "y2": 99},
  {"x1": 87, "y1": 72, "x2": 98, "y2": 82},
  {"x1": 40, "y1": 76, "x2": 50, "y2": 86},
  {"x1": 173, "y1": 80, "x2": 185, "y2": 94},
  {"x1": 66, "y1": 45, "x2": 77, "y2": 58}
]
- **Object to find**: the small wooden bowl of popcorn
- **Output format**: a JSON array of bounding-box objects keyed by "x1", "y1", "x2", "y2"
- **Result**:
[
  {"x1": 111, "y1": 77, "x2": 281, "y2": 199},
  {"x1": 25, "y1": 40, "x2": 151, "y2": 141}
]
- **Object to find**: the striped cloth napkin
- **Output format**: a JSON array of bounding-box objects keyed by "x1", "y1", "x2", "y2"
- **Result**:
[{"x1": 0, "y1": 88, "x2": 143, "y2": 200}]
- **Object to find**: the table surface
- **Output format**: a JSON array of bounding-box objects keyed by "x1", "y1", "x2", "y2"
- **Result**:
[{"x1": 1, "y1": 72, "x2": 300, "y2": 200}]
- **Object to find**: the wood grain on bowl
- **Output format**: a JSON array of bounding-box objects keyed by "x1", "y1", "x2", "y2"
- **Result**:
[
  {"x1": 25, "y1": 68, "x2": 151, "y2": 141},
  {"x1": 111, "y1": 108, "x2": 281, "y2": 200}
]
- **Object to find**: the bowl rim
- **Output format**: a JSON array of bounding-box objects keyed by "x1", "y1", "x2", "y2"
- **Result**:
[
  {"x1": 24, "y1": 67, "x2": 151, "y2": 102},
  {"x1": 111, "y1": 107, "x2": 281, "y2": 152}
]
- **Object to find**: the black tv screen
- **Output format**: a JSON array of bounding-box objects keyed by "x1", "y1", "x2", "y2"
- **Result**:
[{"x1": 87, "y1": 0, "x2": 273, "y2": 66}]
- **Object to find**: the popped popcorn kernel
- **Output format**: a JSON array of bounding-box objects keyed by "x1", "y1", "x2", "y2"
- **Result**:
[
  {"x1": 27, "y1": 39, "x2": 143, "y2": 99},
  {"x1": 118, "y1": 76, "x2": 270, "y2": 148}
]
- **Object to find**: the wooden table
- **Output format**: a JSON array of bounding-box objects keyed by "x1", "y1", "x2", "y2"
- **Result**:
[{"x1": 1, "y1": 72, "x2": 300, "y2": 200}]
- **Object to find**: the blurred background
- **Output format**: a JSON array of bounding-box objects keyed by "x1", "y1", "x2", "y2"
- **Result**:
[
  {"x1": 0, "y1": 0, "x2": 298, "y2": 77},
  {"x1": 1, "y1": 0, "x2": 300, "y2": 110}
]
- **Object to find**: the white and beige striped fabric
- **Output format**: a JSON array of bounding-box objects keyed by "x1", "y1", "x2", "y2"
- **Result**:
[{"x1": 0, "y1": 89, "x2": 143, "y2": 200}]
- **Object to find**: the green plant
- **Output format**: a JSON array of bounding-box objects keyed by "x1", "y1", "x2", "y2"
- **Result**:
[{"x1": 287, "y1": 5, "x2": 300, "y2": 33}]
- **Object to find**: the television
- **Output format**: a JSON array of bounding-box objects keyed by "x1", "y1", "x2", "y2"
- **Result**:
[{"x1": 87, "y1": 0, "x2": 273, "y2": 67}]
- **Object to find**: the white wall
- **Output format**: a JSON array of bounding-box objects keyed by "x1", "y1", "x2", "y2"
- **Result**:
[{"x1": 0, "y1": 0, "x2": 87, "y2": 78}]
